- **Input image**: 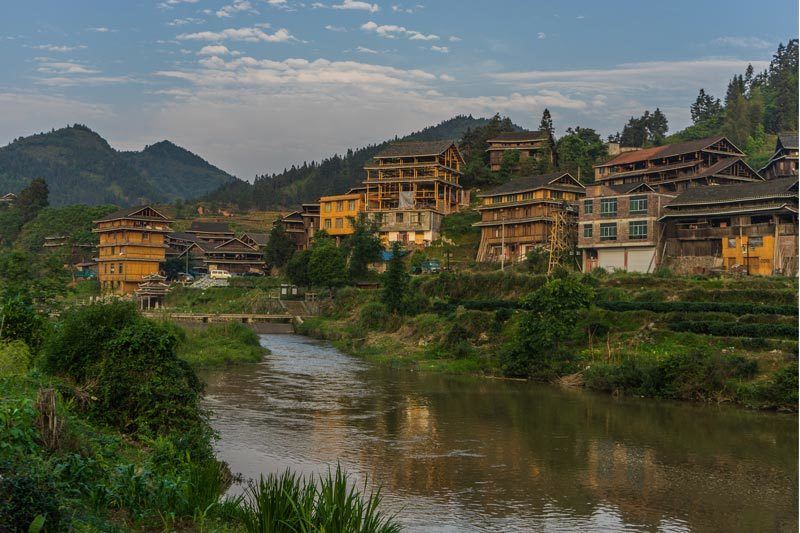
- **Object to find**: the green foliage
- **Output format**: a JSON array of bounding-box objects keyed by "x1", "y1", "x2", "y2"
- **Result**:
[
  {"x1": 0, "y1": 250, "x2": 69, "y2": 305},
  {"x1": 0, "y1": 462, "x2": 63, "y2": 533},
  {"x1": 309, "y1": 237, "x2": 348, "y2": 291},
  {"x1": 597, "y1": 300, "x2": 797, "y2": 316},
  {"x1": 459, "y1": 113, "x2": 520, "y2": 188},
  {"x1": 286, "y1": 249, "x2": 312, "y2": 287},
  {"x1": 235, "y1": 465, "x2": 400, "y2": 533},
  {"x1": 176, "y1": 322, "x2": 266, "y2": 368},
  {"x1": 15, "y1": 204, "x2": 116, "y2": 252},
  {"x1": 0, "y1": 341, "x2": 31, "y2": 376},
  {"x1": 0, "y1": 293, "x2": 45, "y2": 352},
  {"x1": 15, "y1": 178, "x2": 49, "y2": 223},
  {"x1": 343, "y1": 213, "x2": 383, "y2": 280},
  {"x1": 555, "y1": 126, "x2": 605, "y2": 181},
  {"x1": 265, "y1": 221, "x2": 296, "y2": 269},
  {"x1": 382, "y1": 242, "x2": 409, "y2": 314},
  {"x1": 668, "y1": 320, "x2": 796, "y2": 339},
  {"x1": 358, "y1": 301, "x2": 393, "y2": 331},
  {"x1": 613, "y1": 108, "x2": 669, "y2": 147}
]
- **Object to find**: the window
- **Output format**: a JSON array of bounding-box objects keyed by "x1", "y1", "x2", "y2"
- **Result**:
[
  {"x1": 728, "y1": 238, "x2": 737, "y2": 248},
  {"x1": 630, "y1": 196, "x2": 648, "y2": 214},
  {"x1": 551, "y1": 190, "x2": 564, "y2": 199},
  {"x1": 335, "y1": 218, "x2": 344, "y2": 229},
  {"x1": 600, "y1": 223, "x2": 617, "y2": 241},
  {"x1": 522, "y1": 192, "x2": 533, "y2": 200},
  {"x1": 583, "y1": 199, "x2": 593, "y2": 214},
  {"x1": 118, "y1": 263, "x2": 123, "y2": 274},
  {"x1": 629, "y1": 221, "x2": 648, "y2": 240},
  {"x1": 324, "y1": 219, "x2": 332, "y2": 229},
  {"x1": 110, "y1": 264, "x2": 115, "y2": 274},
  {"x1": 348, "y1": 200, "x2": 356, "y2": 211},
  {"x1": 749, "y1": 236, "x2": 763, "y2": 248},
  {"x1": 142, "y1": 232, "x2": 150, "y2": 241},
  {"x1": 600, "y1": 198, "x2": 617, "y2": 216},
  {"x1": 583, "y1": 224, "x2": 593, "y2": 238},
  {"x1": 409, "y1": 212, "x2": 420, "y2": 224},
  {"x1": 325, "y1": 203, "x2": 332, "y2": 212},
  {"x1": 336, "y1": 201, "x2": 343, "y2": 212},
  {"x1": 395, "y1": 213, "x2": 404, "y2": 223}
]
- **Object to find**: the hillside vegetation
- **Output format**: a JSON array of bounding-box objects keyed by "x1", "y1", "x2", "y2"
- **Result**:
[{"x1": 0, "y1": 125, "x2": 235, "y2": 206}]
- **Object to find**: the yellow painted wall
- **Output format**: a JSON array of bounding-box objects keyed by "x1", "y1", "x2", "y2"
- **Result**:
[
  {"x1": 320, "y1": 193, "x2": 363, "y2": 236},
  {"x1": 721, "y1": 234, "x2": 776, "y2": 276}
]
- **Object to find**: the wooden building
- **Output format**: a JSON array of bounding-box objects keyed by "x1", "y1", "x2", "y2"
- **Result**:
[
  {"x1": 186, "y1": 221, "x2": 235, "y2": 247},
  {"x1": 203, "y1": 237, "x2": 265, "y2": 274},
  {"x1": 319, "y1": 188, "x2": 365, "y2": 243},
  {"x1": 593, "y1": 135, "x2": 762, "y2": 193},
  {"x1": 240, "y1": 232, "x2": 270, "y2": 250},
  {"x1": 486, "y1": 131, "x2": 553, "y2": 172},
  {"x1": 278, "y1": 210, "x2": 308, "y2": 250},
  {"x1": 474, "y1": 172, "x2": 585, "y2": 263},
  {"x1": 759, "y1": 132, "x2": 798, "y2": 180},
  {"x1": 93, "y1": 206, "x2": 171, "y2": 295},
  {"x1": 0, "y1": 192, "x2": 16, "y2": 206},
  {"x1": 301, "y1": 203, "x2": 320, "y2": 245},
  {"x1": 579, "y1": 182, "x2": 676, "y2": 273},
  {"x1": 659, "y1": 177, "x2": 798, "y2": 275},
  {"x1": 364, "y1": 140, "x2": 464, "y2": 246}
]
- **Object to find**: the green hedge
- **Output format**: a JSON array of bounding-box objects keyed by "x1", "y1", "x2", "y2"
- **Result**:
[
  {"x1": 668, "y1": 320, "x2": 797, "y2": 339},
  {"x1": 598, "y1": 300, "x2": 798, "y2": 316}
]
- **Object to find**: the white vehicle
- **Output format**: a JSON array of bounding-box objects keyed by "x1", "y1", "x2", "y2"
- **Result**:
[{"x1": 209, "y1": 269, "x2": 232, "y2": 279}]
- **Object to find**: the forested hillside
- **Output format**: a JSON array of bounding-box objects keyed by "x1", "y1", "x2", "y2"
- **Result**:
[
  {"x1": 0, "y1": 125, "x2": 235, "y2": 206},
  {"x1": 205, "y1": 115, "x2": 504, "y2": 209}
]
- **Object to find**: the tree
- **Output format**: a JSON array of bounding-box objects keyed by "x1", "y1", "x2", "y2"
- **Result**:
[
  {"x1": 648, "y1": 108, "x2": 669, "y2": 144},
  {"x1": 343, "y1": 213, "x2": 383, "y2": 280},
  {"x1": 308, "y1": 238, "x2": 347, "y2": 292},
  {"x1": 16, "y1": 178, "x2": 49, "y2": 222},
  {"x1": 498, "y1": 149, "x2": 520, "y2": 180},
  {"x1": 286, "y1": 249, "x2": 312, "y2": 288},
  {"x1": 619, "y1": 109, "x2": 669, "y2": 147},
  {"x1": 763, "y1": 39, "x2": 799, "y2": 133},
  {"x1": 265, "y1": 221, "x2": 296, "y2": 268},
  {"x1": 556, "y1": 126, "x2": 605, "y2": 181},
  {"x1": 537, "y1": 108, "x2": 557, "y2": 171},
  {"x1": 690, "y1": 89, "x2": 724, "y2": 125},
  {"x1": 381, "y1": 241, "x2": 409, "y2": 314}
]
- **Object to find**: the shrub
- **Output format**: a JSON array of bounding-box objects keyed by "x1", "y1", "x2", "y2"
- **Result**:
[
  {"x1": 668, "y1": 321, "x2": 796, "y2": 339},
  {"x1": 0, "y1": 294, "x2": 45, "y2": 352},
  {"x1": 0, "y1": 341, "x2": 31, "y2": 376},
  {"x1": 0, "y1": 462, "x2": 63, "y2": 532},
  {"x1": 597, "y1": 300, "x2": 797, "y2": 316},
  {"x1": 751, "y1": 362, "x2": 798, "y2": 408},
  {"x1": 358, "y1": 302, "x2": 392, "y2": 331}
]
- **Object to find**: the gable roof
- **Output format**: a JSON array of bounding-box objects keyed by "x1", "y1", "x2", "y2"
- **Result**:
[
  {"x1": 486, "y1": 130, "x2": 548, "y2": 143},
  {"x1": 189, "y1": 221, "x2": 233, "y2": 234},
  {"x1": 665, "y1": 177, "x2": 798, "y2": 207},
  {"x1": 607, "y1": 182, "x2": 656, "y2": 195},
  {"x1": 778, "y1": 132, "x2": 798, "y2": 151},
  {"x1": 374, "y1": 139, "x2": 457, "y2": 158},
  {"x1": 241, "y1": 232, "x2": 269, "y2": 246},
  {"x1": 478, "y1": 172, "x2": 585, "y2": 197},
  {"x1": 595, "y1": 135, "x2": 740, "y2": 168},
  {"x1": 93, "y1": 205, "x2": 169, "y2": 223},
  {"x1": 210, "y1": 237, "x2": 259, "y2": 253}
]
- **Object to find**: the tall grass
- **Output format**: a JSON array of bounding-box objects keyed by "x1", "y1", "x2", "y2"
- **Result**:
[{"x1": 235, "y1": 465, "x2": 401, "y2": 533}]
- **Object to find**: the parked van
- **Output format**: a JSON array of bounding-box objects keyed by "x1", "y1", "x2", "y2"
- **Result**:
[{"x1": 209, "y1": 269, "x2": 232, "y2": 279}]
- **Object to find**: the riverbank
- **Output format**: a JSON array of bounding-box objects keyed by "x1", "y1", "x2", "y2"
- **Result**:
[
  {"x1": 297, "y1": 271, "x2": 798, "y2": 411},
  {"x1": 173, "y1": 322, "x2": 269, "y2": 368}
]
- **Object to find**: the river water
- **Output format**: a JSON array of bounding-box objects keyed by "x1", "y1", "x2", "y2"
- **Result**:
[{"x1": 199, "y1": 334, "x2": 797, "y2": 532}]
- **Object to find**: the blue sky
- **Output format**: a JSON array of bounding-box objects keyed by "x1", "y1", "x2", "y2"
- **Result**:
[{"x1": 1, "y1": 0, "x2": 797, "y2": 178}]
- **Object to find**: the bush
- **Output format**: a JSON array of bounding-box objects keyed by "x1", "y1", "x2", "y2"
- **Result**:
[
  {"x1": 0, "y1": 294, "x2": 45, "y2": 352},
  {"x1": 750, "y1": 362, "x2": 798, "y2": 409},
  {"x1": 597, "y1": 300, "x2": 797, "y2": 316},
  {"x1": 0, "y1": 462, "x2": 63, "y2": 532},
  {"x1": 358, "y1": 302, "x2": 392, "y2": 331},
  {"x1": 176, "y1": 323, "x2": 265, "y2": 368},
  {"x1": 668, "y1": 320, "x2": 796, "y2": 339},
  {"x1": 0, "y1": 341, "x2": 31, "y2": 376}
]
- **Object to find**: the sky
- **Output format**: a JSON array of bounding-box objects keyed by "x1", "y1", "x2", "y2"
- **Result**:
[{"x1": 1, "y1": 1, "x2": 797, "y2": 179}]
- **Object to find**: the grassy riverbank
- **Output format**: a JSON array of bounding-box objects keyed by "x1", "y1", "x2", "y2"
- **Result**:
[
  {"x1": 0, "y1": 299, "x2": 399, "y2": 531},
  {"x1": 298, "y1": 271, "x2": 798, "y2": 411},
  {"x1": 174, "y1": 322, "x2": 269, "y2": 368}
]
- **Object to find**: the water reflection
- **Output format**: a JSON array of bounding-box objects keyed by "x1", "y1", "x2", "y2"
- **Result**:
[{"x1": 199, "y1": 335, "x2": 797, "y2": 532}]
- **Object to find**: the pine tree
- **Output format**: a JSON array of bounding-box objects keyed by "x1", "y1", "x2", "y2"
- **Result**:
[
  {"x1": 381, "y1": 241, "x2": 409, "y2": 314},
  {"x1": 265, "y1": 221, "x2": 296, "y2": 268}
]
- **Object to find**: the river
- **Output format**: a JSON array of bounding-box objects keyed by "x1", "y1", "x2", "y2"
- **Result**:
[{"x1": 199, "y1": 334, "x2": 797, "y2": 532}]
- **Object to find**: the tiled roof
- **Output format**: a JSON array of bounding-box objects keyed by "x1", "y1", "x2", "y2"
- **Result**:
[
  {"x1": 211, "y1": 238, "x2": 259, "y2": 253},
  {"x1": 596, "y1": 135, "x2": 736, "y2": 167},
  {"x1": 374, "y1": 139, "x2": 456, "y2": 158},
  {"x1": 241, "y1": 232, "x2": 269, "y2": 245},
  {"x1": 93, "y1": 205, "x2": 169, "y2": 223},
  {"x1": 486, "y1": 130, "x2": 547, "y2": 142},
  {"x1": 189, "y1": 221, "x2": 233, "y2": 234},
  {"x1": 666, "y1": 177, "x2": 798, "y2": 207},
  {"x1": 778, "y1": 132, "x2": 798, "y2": 150},
  {"x1": 478, "y1": 172, "x2": 584, "y2": 197},
  {"x1": 607, "y1": 182, "x2": 656, "y2": 194}
]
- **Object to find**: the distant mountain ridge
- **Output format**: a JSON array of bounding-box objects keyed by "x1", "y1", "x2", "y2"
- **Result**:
[
  {"x1": 0, "y1": 125, "x2": 235, "y2": 206},
  {"x1": 205, "y1": 115, "x2": 514, "y2": 209}
]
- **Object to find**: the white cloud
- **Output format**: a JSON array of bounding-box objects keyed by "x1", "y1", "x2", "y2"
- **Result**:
[
  {"x1": 158, "y1": 0, "x2": 199, "y2": 8},
  {"x1": 332, "y1": 0, "x2": 379, "y2": 12},
  {"x1": 430, "y1": 45, "x2": 448, "y2": 53},
  {"x1": 537, "y1": 32, "x2": 546, "y2": 39},
  {"x1": 576, "y1": 15, "x2": 584, "y2": 19},
  {"x1": 177, "y1": 26, "x2": 295, "y2": 42},
  {"x1": 30, "y1": 44, "x2": 87, "y2": 52},
  {"x1": 266, "y1": 0, "x2": 287, "y2": 3},
  {"x1": 356, "y1": 46, "x2": 379, "y2": 54},
  {"x1": 168, "y1": 17, "x2": 205, "y2": 26},
  {"x1": 439, "y1": 73, "x2": 455, "y2": 81},
  {"x1": 216, "y1": 0, "x2": 259, "y2": 18},
  {"x1": 391, "y1": 4, "x2": 413, "y2": 13},
  {"x1": 36, "y1": 60, "x2": 99, "y2": 75},
  {"x1": 325, "y1": 25, "x2": 347, "y2": 32},
  {"x1": 361, "y1": 21, "x2": 438, "y2": 41},
  {"x1": 448, "y1": 36, "x2": 461, "y2": 42},
  {"x1": 87, "y1": 27, "x2": 112, "y2": 32},
  {"x1": 198, "y1": 45, "x2": 233, "y2": 55},
  {"x1": 712, "y1": 36, "x2": 772, "y2": 49}
]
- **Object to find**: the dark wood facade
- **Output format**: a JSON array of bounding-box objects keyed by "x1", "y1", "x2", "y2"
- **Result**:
[
  {"x1": 759, "y1": 132, "x2": 798, "y2": 180},
  {"x1": 486, "y1": 131, "x2": 553, "y2": 172}
]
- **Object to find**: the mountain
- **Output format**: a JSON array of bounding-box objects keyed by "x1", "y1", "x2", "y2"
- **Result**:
[
  {"x1": 205, "y1": 115, "x2": 507, "y2": 209},
  {"x1": 0, "y1": 125, "x2": 235, "y2": 206}
]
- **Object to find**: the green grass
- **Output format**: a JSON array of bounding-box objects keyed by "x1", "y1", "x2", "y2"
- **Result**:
[{"x1": 175, "y1": 322, "x2": 268, "y2": 368}]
